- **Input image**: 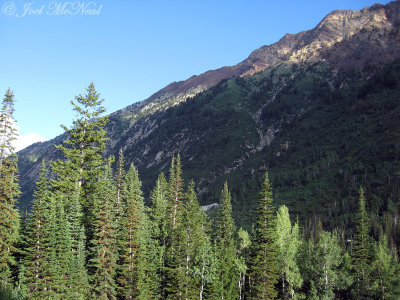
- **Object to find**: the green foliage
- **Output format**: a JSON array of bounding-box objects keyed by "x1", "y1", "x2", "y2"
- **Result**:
[
  {"x1": 248, "y1": 172, "x2": 278, "y2": 299},
  {"x1": 89, "y1": 161, "x2": 118, "y2": 299},
  {"x1": 0, "y1": 88, "x2": 20, "y2": 288},
  {"x1": 50, "y1": 82, "x2": 108, "y2": 219},
  {"x1": 214, "y1": 182, "x2": 239, "y2": 299},
  {"x1": 117, "y1": 163, "x2": 145, "y2": 299},
  {"x1": 351, "y1": 187, "x2": 373, "y2": 298},
  {"x1": 276, "y1": 205, "x2": 302, "y2": 299}
]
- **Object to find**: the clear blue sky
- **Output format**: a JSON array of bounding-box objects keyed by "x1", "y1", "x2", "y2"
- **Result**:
[{"x1": 0, "y1": 0, "x2": 392, "y2": 146}]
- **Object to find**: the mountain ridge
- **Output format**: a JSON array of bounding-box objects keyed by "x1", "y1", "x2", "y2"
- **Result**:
[{"x1": 17, "y1": 1, "x2": 400, "y2": 228}]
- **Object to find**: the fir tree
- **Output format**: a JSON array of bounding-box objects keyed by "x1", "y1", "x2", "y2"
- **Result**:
[
  {"x1": 115, "y1": 148, "x2": 125, "y2": 224},
  {"x1": 148, "y1": 173, "x2": 169, "y2": 298},
  {"x1": 24, "y1": 161, "x2": 54, "y2": 298},
  {"x1": 165, "y1": 155, "x2": 185, "y2": 299},
  {"x1": 117, "y1": 163, "x2": 145, "y2": 299},
  {"x1": 89, "y1": 160, "x2": 118, "y2": 299},
  {"x1": 68, "y1": 185, "x2": 89, "y2": 299},
  {"x1": 0, "y1": 88, "x2": 20, "y2": 288},
  {"x1": 247, "y1": 172, "x2": 278, "y2": 299},
  {"x1": 50, "y1": 83, "x2": 108, "y2": 223},
  {"x1": 237, "y1": 228, "x2": 250, "y2": 300},
  {"x1": 276, "y1": 205, "x2": 302, "y2": 299},
  {"x1": 215, "y1": 182, "x2": 239, "y2": 299},
  {"x1": 351, "y1": 187, "x2": 373, "y2": 299}
]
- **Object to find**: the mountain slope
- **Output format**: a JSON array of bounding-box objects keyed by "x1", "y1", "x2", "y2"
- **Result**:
[{"x1": 17, "y1": 1, "x2": 400, "y2": 229}]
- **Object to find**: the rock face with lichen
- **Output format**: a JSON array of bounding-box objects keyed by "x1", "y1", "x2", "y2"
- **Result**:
[{"x1": 17, "y1": 1, "x2": 400, "y2": 228}]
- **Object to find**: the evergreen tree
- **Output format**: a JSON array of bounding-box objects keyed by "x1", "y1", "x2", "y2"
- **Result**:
[
  {"x1": 89, "y1": 160, "x2": 118, "y2": 299},
  {"x1": 115, "y1": 148, "x2": 125, "y2": 224},
  {"x1": 117, "y1": 163, "x2": 145, "y2": 299},
  {"x1": 24, "y1": 161, "x2": 55, "y2": 298},
  {"x1": 276, "y1": 205, "x2": 302, "y2": 299},
  {"x1": 351, "y1": 187, "x2": 373, "y2": 299},
  {"x1": 247, "y1": 172, "x2": 278, "y2": 299},
  {"x1": 0, "y1": 88, "x2": 20, "y2": 288},
  {"x1": 53, "y1": 199, "x2": 72, "y2": 297},
  {"x1": 215, "y1": 182, "x2": 239, "y2": 299},
  {"x1": 165, "y1": 155, "x2": 185, "y2": 299},
  {"x1": 148, "y1": 173, "x2": 169, "y2": 299},
  {"x1": 68, "y1": 186, "x2": 89, "y2": 299},
  {"x1": 50, "y1": 83, "x2": 108, "y2": 221},
  {"x1": 237, "y1": 227, "x2": 250, "y2": 300}
]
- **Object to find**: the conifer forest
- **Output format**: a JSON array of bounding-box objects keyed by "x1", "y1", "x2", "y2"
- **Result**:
[{"x1": 1, "y1": 82, "x2": 400, "y2": 300}]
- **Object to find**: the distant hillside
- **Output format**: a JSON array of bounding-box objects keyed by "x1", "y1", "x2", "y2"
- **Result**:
[{"x1": 17, "y1": 1, "x2": 400, "y2": 229}]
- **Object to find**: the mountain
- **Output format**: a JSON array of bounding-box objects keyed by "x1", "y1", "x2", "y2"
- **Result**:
[{"x1": 18, "y1": 1, "x2": 400, "y2": 228}]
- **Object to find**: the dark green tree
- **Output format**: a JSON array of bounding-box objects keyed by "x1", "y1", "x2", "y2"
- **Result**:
[
  {"x1": 351, "y1": 187, "x2": 373, "y2": 299},
  {"x1": 247, "y1": 172, "x2": 278, "y2": 299},
  {"x1": 0, "y1": 88, "x2": 20, "y2": 288},
  {"x1": 215, "y1": 182, "x2": 239, "y2": 299},
  {"x1": 24, "y1": 161, "x2": 55, "y2": 298},
  {"x1": 50, "y1": 82, "x2": 108, "y2": 219},
  {"x1": 165, "y1": 155, "x2": 186, "y2": 299},
  {"x1": 89, "y1": 160, "x2": 117, "y2": 299},
  {"x1": 117, "y1": 163, "x2": 145, "y2": 299},
  {"x1": 147, "y1": 173, "x2": 169, "y2": 298}
]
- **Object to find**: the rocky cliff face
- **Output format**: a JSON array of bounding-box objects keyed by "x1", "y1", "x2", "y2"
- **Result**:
[{"x1": 17, "y1": 1, "x2": 400, "y2": 226}]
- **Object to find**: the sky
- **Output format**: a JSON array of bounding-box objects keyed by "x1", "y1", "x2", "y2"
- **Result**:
[{"x1": 0, "y1": 0, "x2": 392, "y2": 150}]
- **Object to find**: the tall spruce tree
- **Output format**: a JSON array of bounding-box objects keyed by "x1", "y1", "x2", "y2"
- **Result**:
[
  {"x1": 50, "y1": 83, "x2": 108, "y2": 221},
  {"x1": 148, "y1": 173, "x2": 169, "y2": 299},
  {"x1": 276, "y1": 205, "x2": 302, "y2": 299},
  {"x1": 117, "y1": 163, "x2": 146, "y2": 299},
  {"x1": 68, "y1": 185, "x2": 89, "y2": 299},
  {"x1": 215, "y1": 182, "x2": 239, "y2": 299},
  {"x1": 89, "y1": 160, "x2": 118, "y2": 299},
  {"x1": 165, "y1": 155, "x2": 185, "y2": 299},
  {"x1": 247, "y1": 172, "x2": 278, "y2": 299},
  {"x1": 351, "y1": 187, "x2": 373, "y2": 298},
  {"x1": 24, "y1": 161, "x2": 54, "y2": 298},
  {"x1": 0, "y1": 88, "x2": 20, "y2": 288}
]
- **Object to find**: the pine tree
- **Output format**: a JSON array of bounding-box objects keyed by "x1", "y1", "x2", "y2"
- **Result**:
[
  {"x1": 53, "y1": 199, "x2": 72, "y2": 297},
  {"x1": 115, "y1": 148, "x2": 125, "y2": 224},
  {"x1": 237, "y1": 228, "x2": 250, "y2": 300},
  {"x1": 276, "y1": 205, "x2": 302, "y2": 299},
  {"x1": 117, "y1": 163, "x2": 145, "y2": 299},
  {"x1": 50, "y1": 83, "x2": 108, "y2": 222},
  {"x1": 89, "y1": 160, "x2": 118, "y2": 299},
  {"x1": 68, "y1": 186, "x2": 89, "y2": 299},
  {"x1": 165, "y1": 155, "x2": 185, "y2": 299},
  {"x1": 148, "y1": 173, "x2": 169, "y2": 298},
  {"x1": 24, "y1": 161, "x2": 54, "y2": 298},
  {"x1": 215, "y1": 182, "x2": 239, "y2": 299},
  {"x1": 351, "y1": 187, "x2": 373, "y2": 298},
  {"x1": 247, "y1": 172, "x2": 278, "y2": 299},
  {"x1": 0, "y1": 88, "x2": 20, "y2": 288}
]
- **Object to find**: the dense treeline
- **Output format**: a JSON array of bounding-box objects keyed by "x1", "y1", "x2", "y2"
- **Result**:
[{"x1": 1, "y1": 84, "x2": 400, "y2": 299}]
